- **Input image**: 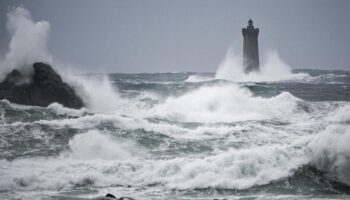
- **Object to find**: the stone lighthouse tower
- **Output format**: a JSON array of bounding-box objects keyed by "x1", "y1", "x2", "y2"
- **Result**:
[{"x1": 242, "y1": 18, "x2": 260, "y2": 73}]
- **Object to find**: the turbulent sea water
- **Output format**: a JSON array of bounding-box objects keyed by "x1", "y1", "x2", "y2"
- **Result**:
[{"x1": 1, "y1": 69, "x2": 350, "y2": 200}]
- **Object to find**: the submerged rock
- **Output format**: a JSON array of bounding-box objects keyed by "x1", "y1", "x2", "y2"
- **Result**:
[
  {"x1": 105, "y1": 193, "x2": 117, "y2": 199},
  {"x1": 0, "y1": 62, "x2": 84, "y2": 109},
  {"x1": 103, "y1": 193, "x2": 135, "y2": 200}
]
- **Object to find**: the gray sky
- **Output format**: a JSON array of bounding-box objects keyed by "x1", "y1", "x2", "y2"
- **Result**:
[{"x1": 1, "y1": 0, "x2": 350, "y2": 73}]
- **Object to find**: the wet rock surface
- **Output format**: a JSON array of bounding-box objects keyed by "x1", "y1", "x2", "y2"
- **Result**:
[{"x1": 0, "y1": 62, "x2": 84, "y2": 108}]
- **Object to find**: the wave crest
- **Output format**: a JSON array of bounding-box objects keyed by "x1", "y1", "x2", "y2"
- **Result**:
[{"x1": 151, "y1": 84, "x2": 301, "y2": 122}]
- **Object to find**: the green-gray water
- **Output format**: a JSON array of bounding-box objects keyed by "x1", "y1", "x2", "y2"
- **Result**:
[{"x1": 1, "y1": 69, "x2": 350, "y2": 200}]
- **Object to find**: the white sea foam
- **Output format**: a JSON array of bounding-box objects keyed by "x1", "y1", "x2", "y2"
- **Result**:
[
  {"x1": 215, "y1": 48, "x2": 310, "y2": 82},
  {"x1": 150, "y1": 84, "x2": 301, "y2": 123},
  {"x1": 0, "y1": 6, "x2": 349, "y2": 198},
  {"x1": 0, "y1": 142, "x2": 308, "y2": 191},
  {"x1": 308, "y1": 105, "x2": 350, "y2": 185},
  {"x1": 66, "y1": 130, "x2": 144, "y2": 160},
  {"x1": 325, "y1": 105, "x2": 350, "y2": 123},
  {"x1": 0, "y1": 99, "x2": 39, "y2": 110},
  {"x1": 309, "y1": 124, "x2": 350, "y2": 185},
  {"x1": 1, "y1": 105, "x2": 350, "y2": 192},
  {"x1": 47, "y1": 103, "x2": 88, "y2": 117}
]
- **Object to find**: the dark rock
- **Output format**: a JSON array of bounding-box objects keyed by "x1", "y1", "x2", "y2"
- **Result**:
[
  {"x1": 118, "y1": 197, "x2": 135, "y2": 200},
  {"x1": 105, "y1": 193, "x2": 117, "y2": 199},
  {"x1": 0, "y1": 62, "x2": 84, "y2": 109},
  {"x1": 103, "y1": 194, "x2": 135, "y2": 200},
  {"x1": 4, "y1": 69, "x2": 24, "y2": 84}
]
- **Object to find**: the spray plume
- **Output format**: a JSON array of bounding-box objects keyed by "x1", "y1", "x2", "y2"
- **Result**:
[{"x1": 1, "y1": 6, "x2": 52, "y2": 79}]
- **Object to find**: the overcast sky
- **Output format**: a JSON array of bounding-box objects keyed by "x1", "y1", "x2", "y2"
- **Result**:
[{"x1": 1, "y1": 0, "x2": 350, "y2": 72}]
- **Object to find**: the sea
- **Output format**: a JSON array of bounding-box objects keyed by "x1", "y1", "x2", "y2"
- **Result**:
[{"x1": 0, "y1": 69, "x2": 350, "y2": 200}]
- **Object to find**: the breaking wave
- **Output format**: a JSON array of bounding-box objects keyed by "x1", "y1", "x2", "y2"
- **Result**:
[
  {"x1": 150, "y1": 84, "x2": 302, "y2": 123},
  {"x1": 1, "y1": 117, "x2": 350, "y2": 192},
  {"x1": 1, "y1": 5, "x2": 350, "y2": 200},
  {"x1": 70, "y1": 75, "x2": 123, "y2": 112},
  {"x1": 215, "y1": 48, "x2": 310, "y2": 82},
  {"x1": 0, "y1": 93, "x2": 349, "y2": 192},
  {"x1": 308, "y1": 105, "x2": 350, "y2": 185}
]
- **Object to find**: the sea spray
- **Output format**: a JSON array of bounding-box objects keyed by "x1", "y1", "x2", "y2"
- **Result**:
[
  {"x1": 1, "y1": 6, "x2": 52, "y2": 80},
  {"x1": 0, "y1": 6, "x2": 123, "y2": 112},
  {"x1": 215, "y1": 47, "x2": 309, "y2": 82},
  {"x1": 68, "y1": 75, "x2": 123, "y2": 112},
  {"x1": 0, "y1": 5, "x2": 349, "y2": 200}
]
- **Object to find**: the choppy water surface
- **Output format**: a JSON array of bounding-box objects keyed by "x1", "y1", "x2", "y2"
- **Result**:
[{"x1": 1, "y1": 69, "x2": 350, "y2": 200}]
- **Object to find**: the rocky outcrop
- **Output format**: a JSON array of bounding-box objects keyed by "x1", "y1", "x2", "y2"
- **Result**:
[{"x1": 0, "y1": 62, "x2": 84, "y2": 109}]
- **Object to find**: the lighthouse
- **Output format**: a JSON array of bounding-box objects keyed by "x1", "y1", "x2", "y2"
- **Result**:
[{"x1": 242, "y1": 18, "x2": 260, "y2": 73}]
